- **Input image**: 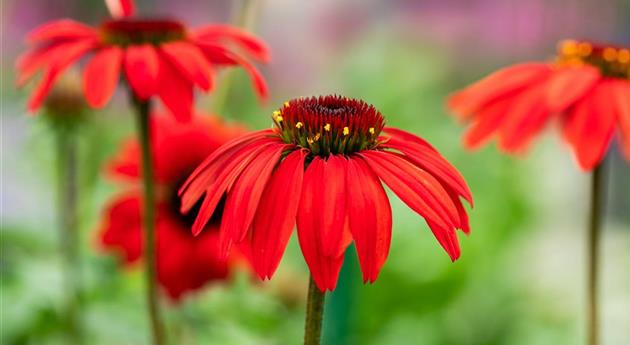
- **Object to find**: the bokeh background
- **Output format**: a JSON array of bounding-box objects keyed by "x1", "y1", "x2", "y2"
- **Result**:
[{"x1": 2, "y1": 0, "x2": 630, "y2": 344}]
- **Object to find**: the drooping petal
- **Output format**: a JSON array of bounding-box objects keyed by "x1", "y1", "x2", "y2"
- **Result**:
[
  {"x1": 16, "y1": 43, "x2": 62, "y2": 86},
  {"x1": 179, "y1": 130, "x2": 275, "y2": 211},
  {"x1": 83, "y1": 46, "x2": 123, "y2": 108},
  {"x1": 250, "y1": 150, "x2": 306, "y2": 279},
  {"x1": 362, "y1": 151, "x2": 459, "y2": 230},
  {"x1": 545, "y1": 65, "x2": 600, "y2": 112},
  {"x1": 161, "y1": 42, "x2": 213, "y2": 91},
  {"x1": 426, "y1": 221, "x2": 461, "y2": 261},
  {"x1": 612, "y1": 80, "x2": 630, "y2": 158},
  {"x1": 27, "y1": 39, "x2": 96, "y2": 111},
  {"x1": 190, "y1": 139, "x2": 281, "y2": 237},
  {"x1": 383, "y1": 128, "x2": 472, "y2": 205},
  {"x1": 27, "y1": 19, "x2": 97, "y2": 43},
  {"x1": 157, "y1": 57, "x2": 193, "y2": 122},
  {"x1": 497, "y1": 83, "x2": 551, "y2": 152},
  {"x1": 220, "y1": 143, "x2": 286, "y2": 256},
  {"x1": 196, "y1": 42, "x2": 268, "y2": 100},
  {"x1": 106, "y1": 0, "x2": 135, "y2": 18},
  {"x1": 345, "y1": 156, "x2": 392, "y2": 283},
  {"x1": 193, "y1": 24, "x2": 270, "y2": 62},
  {"x1": 463, "y1": 96, "x2": 513, "y2": 149},
  {"x1": 448, "y1": 63, "x2": 550, "y2": 118},
  {"x1": 563, "y1": 80, "x2": 617, "y2": 170},
  {"x1": 124, "y1": 44, "x2": 159, "y2": 100}
]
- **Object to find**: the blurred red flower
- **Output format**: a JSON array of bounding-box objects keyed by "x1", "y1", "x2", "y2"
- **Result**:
[
  {"x1": 448, "y1": 40, "x2": 630, "y2": 170},
  {"x1": 179, "y1": 95, "x2": 473, "y2": 292},
  {"x1": 16, "y1": 0, "x2": 268, "y2": 121},
  {"x1": 99, "y1": 113, "x2": 249, "y2": 301}
]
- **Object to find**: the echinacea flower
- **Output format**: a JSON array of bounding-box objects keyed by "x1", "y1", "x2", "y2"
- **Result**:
[
  {"x1": 448, "y1": 39, "x2": 630, "y2": 170},
  {"x1": 99, "y1": 113, "x2": 249, "y2": 300},
  {"x1": 179, "y1": 95, "x2": 473, "y2": 292},
  {"x1": 16, "y1": 0, "x2": 269, "y2": 121}
]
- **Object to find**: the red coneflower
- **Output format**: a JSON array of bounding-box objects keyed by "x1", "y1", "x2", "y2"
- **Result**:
[
  {"x1": 99, "y1": 113, "x2": 249, "y2": 301},
  {"x1": 448, "y1": 40, "x2": 630, "y2": 345},
  {"x1": 448, "y1": 39, "x2": 630, "y2": 171},
  {"x1": 179, "y1": 95, "x2": 473, "y2": 292},
  {"x1": 16, "y1": 0, "x2": 269, "y2": 121}
]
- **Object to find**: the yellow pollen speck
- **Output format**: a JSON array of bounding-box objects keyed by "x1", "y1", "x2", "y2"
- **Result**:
[
  {"x1": 343, "y1": 127, "x2": 350, "y2": 135},
  {"x1": 273, "y1": 110, "x2": 281, "y2": 116},
  {"x1": 577, "y1": 42, "x2": 592, "y2": 56},
  {"x1": 307, "y1": 138, "x2": 313, "y2": 144},
  {"x1": 284, "y1": 102, "x2": 290, "y2": 107},
  {"x1": 275, "y1": 115, "x2": 283, "y2": 122},
  {"x1": 560, "y1": 40, "x2": 578, "y2": 55},
  {"x1": 314, "y1": 133, "x2": 321, "y2": 141},
  {"x1": 618, "y1": 49, "x2": 630, "y2": 64},
  {"x1": 603, "y1": 48, "x2": 617, "y2": 62},
  {"x1": 369, "y1": 127, "x2": 375, "y2": 134},
  {"x1": 324, "y1": 123, "x2": 331, "y2": 131},
  {"x1": 296, "y1": 122, "x2": 303, "y2": 129}
]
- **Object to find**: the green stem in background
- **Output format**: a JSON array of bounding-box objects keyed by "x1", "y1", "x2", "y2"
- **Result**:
[
  {"x1": 55, "y1": 128, "x2": 83, "y2": 345},
  {"x1": 212, "y1": 0, "x2": 264, "y2": 116},
  {"x1": 587, "y1": 162, "x2": 606, "y2": 345},
  {"x1": 133, "y1": 99, "x2": 166, "y2": 345},
  {"x1": 304, "y1": 276, "x2": 326, "y2": 345}
]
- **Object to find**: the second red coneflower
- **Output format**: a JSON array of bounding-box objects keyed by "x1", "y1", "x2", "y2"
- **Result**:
[
  {"x1": 179, "y1": 95, "x2": 472, "y2": 344},
  {"x1": 16, "y1": 0, "x2": 269, "y2": 120}
]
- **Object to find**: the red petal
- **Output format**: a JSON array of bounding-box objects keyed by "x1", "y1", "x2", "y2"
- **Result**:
[
  {"x1": 16, "y1": 43, "x2": 62, "y2": 86},
  {"x1": 193, "y1": 24, "x2": 270, "y2": 62},
  {"x1": 545, "y1": 65, "x2": 600, "y2": 112},
  {"x1": 383, "y1": 128, "x2": 473, "y2": 205},
  {"x1": 427, "y1": 221, "x2": 461, "y2": 261},
  {"x1": 106, "y1": 0, "x2": 136, "y2": 18},
  {"x1": 563, "y1": 80, "x2": 617, "y2": 170},
  {"x1": 161, "y1": 42, "x2": 214, "y2": 91},
  {"x1": 250, "y1": 150, "x2": 306, "y2": 279},
  {"x1": 179, "y1": 130, "x2": 274, "y2": 211},
  {"x1": 362, "y1": 151, "x2": 459, "y2": 230},
  {"x1": 98, "y1": 193, "x2": 143, "y2": 264},
  {"x1": 83, "y1": 46, "x2": 123, "y2": 108},
  {"x1": 190, "y1": 139, "x2": 281, "y2": 237},
  {"x1": 27, "y1": 19, "x2": 97, "y2": 43},
  {"x1": 448, "y1": 63, "x2": 550, "y2": 118},
  {"x1": 27, "y1": 39, "x2": 96, "y2": 111},
  {"x1": 612, "y1": 80, "x2": 630, "y2": 159},
  {"x1": 497, "y1": 83, "x2": 551, "y2": 153},
  {"x1": 157, "y1": 57, "x2": 193, "y2": 122},
  {"x1": 124, "y1": 44, "x2": 159, "y2": 100},
  {"x1": 220, "y1": 143, "x2": 286, "y2": 256},
  {"x1": 463, "y1": 95, "x2": 513, "y2": 149},
  {"x1": 196, "y1": 42, "x2": 268, "y2": 100},
  {"x1": 345, "y1": 157, "x2": 392, "y2": 283}
]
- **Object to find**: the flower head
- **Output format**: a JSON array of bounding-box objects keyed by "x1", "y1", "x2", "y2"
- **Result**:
[
  {"x1": 448, "y1": 39, "x2": 630, "y2": 170},
  {"x1": 179, "y1": 95, "x2": 472, "y2": 292},
  {"x1": 99, "y1": 113, "x2": 248, "y2": 301},
  {"x1": 16, "y1": 0, "x2": 269, "y2": 121}
]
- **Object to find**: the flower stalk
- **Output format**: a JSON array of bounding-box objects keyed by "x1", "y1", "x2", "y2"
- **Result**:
[
  {"x1": 304, "y1": 276, "x2": 326, "y2": 345},
  {"x1": 587, "y1": 162, "x2": 606, "y2": 345},
  {"x1": 55, "y1": 126, "x2": 83, "y2": 345},
  {"x1": 133, "y1": 98, "x2": 166, "y2": 345}
]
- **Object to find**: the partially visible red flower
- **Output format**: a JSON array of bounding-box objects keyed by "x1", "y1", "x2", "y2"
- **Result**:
[
  {"x1": 99, "y1": 113, "x2": 248, "y2": 301},
  {"x1": 179, "y1": 95, "x2": 473, "y2": 292},
  {"x1": 16, "y1": 0, "x2": 269, "y2": 121},
  {"x1": 448, "y1": 40, "x2": 630, "y2": 170}
]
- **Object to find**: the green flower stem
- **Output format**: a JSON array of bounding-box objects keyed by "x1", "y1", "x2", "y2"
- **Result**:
[
  {"x1": 587, "y1": 162, "x2": 606, "y2": 345},
  {"x1": 133, "y1": 98, "x2": 166, "y2": 345},
  {"x1": 55, "y1": 128, "x2": 83, "y2": 345},
  {"x1": 304, "y1": 276, "x2": 326, "y2": 345}
]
